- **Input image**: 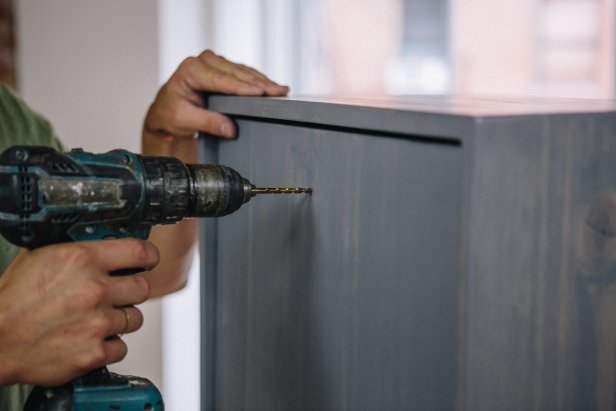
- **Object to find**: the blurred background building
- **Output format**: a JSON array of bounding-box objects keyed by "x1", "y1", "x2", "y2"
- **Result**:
[
  {"x1": 1, "y1": 1, "x2": 615, "y2": 410},
  {"x1": 214, "y1": 0, "x2": 614, "y2": 98}
]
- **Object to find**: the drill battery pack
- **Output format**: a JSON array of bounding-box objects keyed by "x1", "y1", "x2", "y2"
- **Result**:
[{"x1": 23, "y1": 368, "x2": 163, "y2": 411}]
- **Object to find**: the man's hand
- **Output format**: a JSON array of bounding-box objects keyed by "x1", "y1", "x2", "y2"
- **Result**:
[
  {"x1": 141, "y1": 50, "x2": 288, "y2": 297},
  {"x1": 144, "y1": 49, "x2": 289, "y2": 143},
  {"x1": 0, "y1": 239, "x2": 159, "y2": 386}
]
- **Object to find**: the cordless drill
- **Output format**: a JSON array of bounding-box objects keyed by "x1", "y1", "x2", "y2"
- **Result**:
[{"x1": 0, "y1": 145, "x2": 311, "y2": 410}]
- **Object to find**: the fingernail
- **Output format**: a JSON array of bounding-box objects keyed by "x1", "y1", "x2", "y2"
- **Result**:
[{"x1": 220, "y1": 122, "x2": 234, "y2": 138}]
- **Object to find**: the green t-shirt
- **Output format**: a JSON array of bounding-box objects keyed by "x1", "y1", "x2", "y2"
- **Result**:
[{"x1": 0, "y1": 84, "x2": 64, "y2": 411}]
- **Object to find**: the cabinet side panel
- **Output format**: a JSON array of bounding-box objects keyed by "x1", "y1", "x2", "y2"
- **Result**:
[
  {"x1": 200, "y1": 138, "x2": 219, "y2": 411},
  {"x1": 466, "y1": 113, "x2": 616, "y2": 410},
  {"x1": 211, "y1": 120, "x2": 464, "y2": 410}
]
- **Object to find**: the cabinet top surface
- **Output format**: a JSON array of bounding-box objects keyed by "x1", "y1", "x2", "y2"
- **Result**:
[
  {"x1": 207, "y1": 95, "x2": 616, "y2": 140},
  {"x1": 296, "y1": 95, "x2": 615, "y2": 115},
  {"x1": 210, "y1": 95, "x2": 616, "y2": 117}
]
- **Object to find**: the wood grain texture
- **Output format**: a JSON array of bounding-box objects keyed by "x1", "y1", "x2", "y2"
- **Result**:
[
  {"x1": 463, "y1": 112, "x2": 616, "y2": 410},
  {"x1": 200, "y1": 96, "x2": 616, "y2": 410},
  {"x1": 203, "y1": 118, "x2": 464, "y2": 411}
]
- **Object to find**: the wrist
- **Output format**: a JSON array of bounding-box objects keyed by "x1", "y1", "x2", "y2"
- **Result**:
[{"x1": 142, "y1": 127, "x2": 199, "y2": 162}]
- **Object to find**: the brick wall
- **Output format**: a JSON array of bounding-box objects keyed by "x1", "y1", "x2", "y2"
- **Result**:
[{"x1": 0, "y1": 0, "x2": 15, "y2": 88}]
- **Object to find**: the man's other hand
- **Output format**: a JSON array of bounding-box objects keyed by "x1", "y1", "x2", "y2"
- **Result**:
[
  {"x1": 143, "y1": 49, "x2": 289, "y2": 142},
  {"x1": 0, "y1": 238, "x2": 159, "y2": 386}
]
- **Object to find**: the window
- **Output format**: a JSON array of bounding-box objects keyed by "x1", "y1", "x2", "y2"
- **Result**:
[
  {"x1": 537, "y1": 0, "x2": 613, "y2": 98},
  {"x1": 211, "y1": 0, "x2": 614, "y2": 98}
]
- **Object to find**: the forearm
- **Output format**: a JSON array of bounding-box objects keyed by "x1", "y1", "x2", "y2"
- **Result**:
[
  {"x1": 143, "y1": 221, "x2": 197, "y2": 297},
  {"x1": 142, "y1": 125, "x2": 199, "y2": 160},
  {"x1": 141, "y1": 129, "x2": 199, "y2": 297}
]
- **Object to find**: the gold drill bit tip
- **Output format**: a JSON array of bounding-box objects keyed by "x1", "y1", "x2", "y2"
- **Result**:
[{"x1": 252, "y1": 187, "x2": 313, "y2": 195}]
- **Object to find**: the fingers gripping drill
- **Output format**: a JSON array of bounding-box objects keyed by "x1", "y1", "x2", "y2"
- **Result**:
[{"x1": 0, "y1": 145, "x2": 311, "y2": 410}]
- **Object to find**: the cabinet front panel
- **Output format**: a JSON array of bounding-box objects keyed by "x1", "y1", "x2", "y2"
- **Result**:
[{"x1": 204, "y1": 119, "x2": 464, "y2": 410}]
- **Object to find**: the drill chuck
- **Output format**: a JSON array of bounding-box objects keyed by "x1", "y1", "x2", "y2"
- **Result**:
[
  {"x1": 186, "y1": 163, "x2": 253, "y2": 217},
  {"x1": 139, "y1": 156, "x2": 253, "y2": 224},
  {"x1": 142, "y1": 160, "x2": 312, "y2": 220}
]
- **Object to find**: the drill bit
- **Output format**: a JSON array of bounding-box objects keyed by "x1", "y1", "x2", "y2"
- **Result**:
[{"x1": 251, "y1": 187, "x2": 313, "y2": 195}]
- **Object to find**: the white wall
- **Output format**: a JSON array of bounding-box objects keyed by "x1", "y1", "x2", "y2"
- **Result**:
[
  {"x1": 15, "y1": 0, "x2": 163, "y2": 389},
  {"x1": 157, "y1": 1, "x2": 208, "y2": 409},
  {"x1": 15, "y1": 2, "x2": 296, "y2": 409}
]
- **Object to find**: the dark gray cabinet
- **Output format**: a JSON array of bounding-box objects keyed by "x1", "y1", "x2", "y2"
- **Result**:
[{"x1": 199, "y1": 96, "x2": 616, "y2": 410}]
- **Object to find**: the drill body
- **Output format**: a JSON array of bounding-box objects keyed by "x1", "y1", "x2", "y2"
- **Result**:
[
  {"x1": 0, "y1": 145, "x2": 254, "y2": 248},
  {"x1": 0, "y1": 145, "x2": 265, "y2": 410}
]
